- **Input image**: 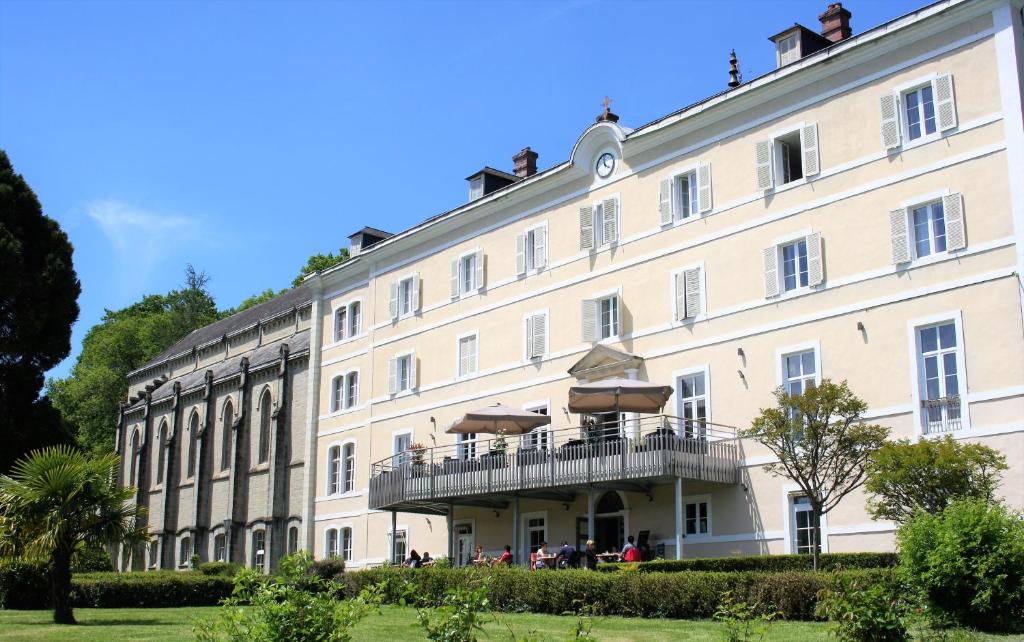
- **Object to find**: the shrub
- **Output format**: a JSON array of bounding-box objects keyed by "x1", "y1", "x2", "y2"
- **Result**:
[
  {"x1": 413, "y1": 579, "x2": 491, "y2": 642},
  {"x1": 197, "y1": 561, "x2": 242, "y2": 577},
  {"x1": 816, "y1": 574, "x2": 910, "y2": 641},
  {"x1": 898, "y1": 499, "x2": 1024, "y2": 632},
  {"x1": 0, "y1": 559, "x2": 50, "y2": 609},
  {"x1": 714, "y1": 590, "x2": 779, "y2": 642},
  {"x1": 596, "y1": 552, "x2": 897, "y2": 574},
  {"x1": 71, "y1": 571, "x2": 234, "y2": 608},
  {"x1": 308, "y1": 557, "x2": 346, "y2": 582},
  {"x1": 71, "y1": 544, "x2": 115, "y2": 573}
]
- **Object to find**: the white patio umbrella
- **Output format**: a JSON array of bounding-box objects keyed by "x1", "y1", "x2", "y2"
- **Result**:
[
  {"x1": 567, "y1": 377, "x2": 674, "y2": 414},
  {"x1": 445, "y1": 404, "x2": 552, "y2": 435}
]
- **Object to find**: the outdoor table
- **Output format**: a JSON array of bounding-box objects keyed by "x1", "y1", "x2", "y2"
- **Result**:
[
  {"x1": 471, "y1": 558, "x2": 490, "y2": 567},
  {"x1": 596, "y1": 553, "x2": 621, "y2": 563},
  {"x1": 535, "y1": 555, "x2": 557, "y2": 568}
]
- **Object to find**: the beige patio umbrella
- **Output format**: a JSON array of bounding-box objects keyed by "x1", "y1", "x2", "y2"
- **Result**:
[
  {"x1": 567, "y1": 377, "x2": 674, "y2": 414},
  {"x1": 445, "y1": 404, "x2": 552, "y2": 435}
]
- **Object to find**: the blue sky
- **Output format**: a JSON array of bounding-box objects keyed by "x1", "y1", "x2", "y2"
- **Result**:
[{"x1": 0, "y1": 0, "x2": 925, "y2": 380}]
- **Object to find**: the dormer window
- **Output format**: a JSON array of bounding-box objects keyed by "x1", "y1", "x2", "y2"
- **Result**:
[
  {"x1": 469, "y1": 176, "x2": 484, "y2": 201},
  {"x1": 777, "y1": 34, "x2": 799, "y2": 66}
]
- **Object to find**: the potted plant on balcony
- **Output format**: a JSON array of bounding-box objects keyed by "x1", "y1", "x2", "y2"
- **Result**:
[{"x1": 408, "y1": 442, "x2": 427, "y2": 476}]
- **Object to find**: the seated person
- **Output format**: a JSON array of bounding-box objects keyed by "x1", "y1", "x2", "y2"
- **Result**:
[
  {"x1": 492, "y1": 544, "x2": 513, "y2": 567},
  {"x1": 404, "y1": 549, "x2": 422, "y2": 568},
  {"x1": 621, "y1": 536, "x2": 642, "y2": 562},
  {"x1": 472, "y1": 545, "x2": 484, "y2": 564},
  {"x1": 555, "y1": 541, "x2": 578, "y2": 569},
  {"x1": 421, "y1": 551, "x2": 433, "y2": 564},
  {"x1": 534, "y1": 541, "x2": 550, "y2": 569},
  {"x1": 581, "y1": 539, "x2": 598, "y2": 570}
]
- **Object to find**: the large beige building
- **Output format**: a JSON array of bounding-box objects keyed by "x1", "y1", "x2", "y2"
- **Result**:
[{"x1": 120, "y1": 0, "x2": 1024, "y2": 571}]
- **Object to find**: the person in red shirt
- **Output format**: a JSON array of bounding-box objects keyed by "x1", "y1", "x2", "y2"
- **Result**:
[{"x1": 492, "y1": 544, "x2": 513, "y2": 566}]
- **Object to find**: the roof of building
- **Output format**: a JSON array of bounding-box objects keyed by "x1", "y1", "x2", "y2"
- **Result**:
[{"x1": 129, "y1": 285, "x2": 313, "y2": 377}]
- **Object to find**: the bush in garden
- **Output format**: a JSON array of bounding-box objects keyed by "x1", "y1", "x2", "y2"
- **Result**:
[
  {"x1": 71, "y1": 544, "x2": 114, "y2": 573},
  {"x1": 714, "y1": 590, "x2": 779, "y2": 642},
  {"x1": 0, "y1": 558, "x2": 50, "y2": 609},
  {"x1": 197, "y1": 561, "x2": 242, "y2": 577},
  {"x1": 308, "y1": 557, "x2": 346, "y2": 582},
  {"x1": 816, "y1": 574, "x2": 910, "y2": 641},
  {"x1": 411, "y1": 578, "x2": 492, "y2": 642},
  {"x1": 71, "y1": 571, "x2": 234, "y2": 608},
  {"x1": 898, "y1": 499, "x2": 1024, "y2": 632},
  {"x1": 595, "y1": 552, "x2": 897, "y2": 574}
]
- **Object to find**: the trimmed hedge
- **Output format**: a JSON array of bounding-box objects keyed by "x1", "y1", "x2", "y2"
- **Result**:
[
  {"x1": 596, "y1": 552, "x2": 898, "y2": 574},
  {"x1": 197, "y1": 561, "x2": 242, "y2": 577},
  {"x1": 0, "y1": 560, "x2": 50, "y2": 610},
  {"x1": 344, "y1": 565, "x2": 901, "y2": 621}
]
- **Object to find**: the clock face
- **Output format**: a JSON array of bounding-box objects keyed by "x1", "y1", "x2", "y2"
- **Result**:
[{"x1": 596, "y1": 152, "x2": 615, "y2": 178}]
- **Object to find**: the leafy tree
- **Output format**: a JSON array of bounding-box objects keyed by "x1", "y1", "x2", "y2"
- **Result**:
[
  {"x1": 293, "y1": 247, "x2": 349, "y2": 286},
  {"x1": 0, "y1": 446, "x2": 146, "y2": 624},
  {"x1": 865, "y1": 436, "x2": 1007, "y2": 523},
  {"x1": 48, "y1": 266, "x2": 220, "y2": 456},
  {"x1": 224, "y1": 288, "x2": 280, "y2": 316},
  {"x1": 0, "y1": 150, "x2": 81, "y2": 472},
  {"x1": 741, "y1": 380, "x2": 889, "y2": 570}
]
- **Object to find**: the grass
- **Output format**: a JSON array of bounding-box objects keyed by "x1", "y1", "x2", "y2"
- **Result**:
[{"x1": 1, "y1": 607, "x2": 1021, "y2": 641}]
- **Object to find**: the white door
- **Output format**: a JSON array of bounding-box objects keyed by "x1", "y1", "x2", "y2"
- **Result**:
[{"x1": 455, "y1": 522, "x2": 474, "y2": 567}]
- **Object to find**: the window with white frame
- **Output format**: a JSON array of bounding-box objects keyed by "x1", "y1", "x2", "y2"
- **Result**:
[
  {"x1": 252, "y1": 530, "x2": 265, "y2": 569},
  {"x1": 917, "y1": 322, "x2": 962, "y2": 434},
  {"x1": 469, "y1": 176, "x2": 483, "y2": 201},
  {"x1": 777, "y1": 34, "x2": 798, "y2": 66},
  {"x1": 326, "y1": 528, "x2": 339, "y2": 557},
  {"x1": 684, "y1": 500, "x2": 709, "y2": 536},
  {"x1": 287, "y1": 526, "x2": 298, "y2": 555},
  {"x1": 390, "y1": 275, "x2": 420, "y2": 319},
  {"x1": 451, "y1": 250, "x2": 485, "y2": 298},
  {"x1": 399, "y1": 276, "x2": 415, "y2": 315},
  {"x1": 457, "y1": 333, "x2": 478, "y2": 378},
  {"x1": 890, "y1": 193, "x2": 965, "y2": 265},
  {"x1": 790, "y1": 495, "x2": 819, "y2": 555},
  {"x1": 393, "y1": 432, "x2": 412, "y2": 466},
  {"x1": 348, "y1": 301, "x2": 360, "y2": 336},
  {"x1": 755, "y1": 124, "x2": 819, "y2": 190},
  {"x1": 149, "y1": 538, "x2": 159, "y2": 568},
  {"x1": 524, "y1": 312, "x2": 547, "y2": 360},
  {"x1": 333, "y1": 300, "x2": 361, "y2": 342},
  {"x1": 526, "y1": 516, "x2": 547, "y2": 555},
  {"x1": 677, "y1": 372, "x2": 707, "y2": 439},
  {"x1": 342, "y1": 443, "x2": 355, "y2": 493},
  {"x1": 783, "y1": 350, "x2": 817, "y2": 396},
  {"x1": 179, "y1": 536, "x2": 192, "y2": 567},
  {"x1": 327, "y1": 445, "x2": 341, "y2": 494},
  {"x1": 582, "y1": 295, "x2": 619, "y2": 342},
  {"x1": 388, "y1": 353, "x2": 416, "y2": 394},
  {"x1": 333, "y1": 307, "x2": 347, "y2": 342},
  {"x1": 763, "y1": 233, "x2": 823, "y2": 298},
  {"x1": 345, "y1": 371, "x2": 359, "y2": 408},
  {"x1": 214, "y1": 533, "x2": 226, "y2": 562},
  {"x1": 524, "y1": 406, "x2": 549, "y2": 451},
  {"x1": 516, "y1": 225, "x2": 547, "y2": 275},
  {"x1": 457, "y1": 432, "x2": 477, "y2": 460},
  {"x1": 880, "y1": 74, "x2": 957, "y2": 150},
  {"x1": 579, "y1": 197, "x2": 619, "y2": 250},
  {"x1": 676, "y1": 171, "x2": 699, "y2": 220},
  {"x1": 330, "y1": 376, "x2": 343, "y2": 412},
  {"x1": 390, "y1": 529, "x2": 407, "y2": 564},
  {"x1": 341, "y1": 527, "x2": 353, "y2": 561},
  {"x1": 673, "y1": 267, "x2": 702, "y2": 322},
  {"x1": 659, "y1": 166, "x2": 712, "y2": 226}
]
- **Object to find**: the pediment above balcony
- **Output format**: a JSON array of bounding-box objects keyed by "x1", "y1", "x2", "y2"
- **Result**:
[{"x1": 567, "y1": 345, "x2": 643, "y2": 382}]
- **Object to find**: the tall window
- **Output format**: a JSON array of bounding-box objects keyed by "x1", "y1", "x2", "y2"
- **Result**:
[
  {"x1": 149, "y1": 538, "x2": 159, "y2": 568},
  {"x1": 458, "y1": 334, "x2": 478, "y2": 378},
  {"x1": 341, "y1": 527, "x2": 353, "y2": 561},
  {"x1": 331, "y1": 376, "x2": 343, "y2": 412},
  {"x1": 524, "y1": 406, "x2": 549, "y2": 451},
  {"x1": 327, "y1": 445, "x2": 341, "y2": 495},
  {"x1": 348, "y1": 302, "x2": 361, "y2": 337},
  {"x1": 213, "y1": 533, "x2": 226, "y2": 562},
  {"x1": 457, "y1": 433, "x2": 477, "y2": 460},
  {"x1": 326, "y1": 528, "x2": 339, "y2": 557},
  {"x1": 155, "y1": 422, "x2": 167, "y2": 484},
  {"x1": 777, "y1": 34, "x2": 798, "y2": 66},
  {"x1": 398, "y1": 277, "x2": 415, "y2": 316},
  {"x1": 220, "y1": 399, "x2": 233, "y2": 471},
  {"x1": 912, "y1": 201, "x2": 947, "y2": 258},
  {"x1": 599, "y1": 296, "x2": 618, "y2": 339},
  {"x1": 685, "y1": 501, "x2": 709, "y2": 536},
  {"x1": 677, "y1": 373, "x2": 707, "y2": 439},
  {"x1": 460, "y1": 253, "x2": 477, "y2": 294},
  {"x1": 342, "y1": 443, "x2": 355, "y2": 493},
  {"x1": 186, "y1": 412, "x2": 198, "y2": 479},
  {"x1": 394, "y1": 433, "x2": 412, "y2": 466},
  {"x1": 252, "y1": 530, "x2": 266, "y2": 569},
  {"x1": 333, "y1": 306, "x2": 347, "y2": 342},
  {"x1": 674, "y1": 171, "x2": 699, "y2": 220},
  {"x1": 258, "y1": 390, "x2": 272, "y2": 464},
  {"x1": 391, "y1": 529, "x2": 407, "y2": 564},
  {"x1": 791, "y1": 495, "x2": 819, "y2": 555},
  {"x1": 526, "y1": 516, "x2": 546, "y2": 555},
  {"x1": 345, "y1": 372, "x2": 359, "y2": 408},
  {"x1": 129, "y1": 430, "x2": 139, "y2": 485},
  {"x1": 287, "y1": 527, "x2": 298, "y2": 555},
  {"x1": 783, "y1": 350, "x2": 817, "y2": 395},
  {"x1": 919, "y1": 322, "x2": 961, "y2": 434},
  {"x1": 392, "y1": 354, "x2": 414, "y2": 393},
  {"x1": 781, "y1": 240, "x2": 808, "y2": 292},
  {"x1": 775, "y1": 130, "x2": 804, "y2": 184},
  {"x1": 179, "y1": 536, "x2": 192, "y2": 567},
  {"x1": 333, "y1": 302, "x2": 361, "y2": 341},
  {"x1": 903, "y1": 84, "x2": 936, "y2": 141}
]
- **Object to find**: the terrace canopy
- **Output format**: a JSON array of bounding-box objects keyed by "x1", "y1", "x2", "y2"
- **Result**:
[
  {"x1": 445, "y1": 404, "x2": 552, "y2": 436},
  {"x1": 567, "y1": 377, "x2": 674, "y2": 414}
]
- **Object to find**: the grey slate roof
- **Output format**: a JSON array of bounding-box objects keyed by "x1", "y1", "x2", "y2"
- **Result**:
[{"x1": 132, "y1": 286, "x2": 312, "y2": 376}]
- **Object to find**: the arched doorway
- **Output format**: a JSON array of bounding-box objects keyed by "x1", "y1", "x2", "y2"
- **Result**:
[{"x1": 577, "y1": 491, "x2": 627, "y2": 554}]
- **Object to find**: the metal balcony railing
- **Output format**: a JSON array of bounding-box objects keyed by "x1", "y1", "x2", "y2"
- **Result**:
[
  {"x1": 368, "y1": 415, "x2": 739, "y2": 512},
  {"x1": 922, "y1": 395, "x2": 962, "y2": 434}
]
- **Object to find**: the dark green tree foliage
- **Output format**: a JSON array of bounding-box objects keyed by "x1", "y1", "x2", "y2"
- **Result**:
[
  {"x1": 865, "y1": 436, "x2": 1007, "y2": 523},
  {"x1": 0, "y1": 150, "x2": 81, "y2": 473},
  {"x1": 292, "y1": 247, "x2": 349, "y2": 286},
  {"x1": 224, "y1": 288, "x2": 279, "y2": 316},
  {"x1": 48, "y1": 266, "x2": 219, "y2": 456}
]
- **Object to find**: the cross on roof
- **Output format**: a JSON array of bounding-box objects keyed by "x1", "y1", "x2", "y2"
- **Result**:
[{"x1": 601, "y1": 96, "x2": 612, "y2": 118}]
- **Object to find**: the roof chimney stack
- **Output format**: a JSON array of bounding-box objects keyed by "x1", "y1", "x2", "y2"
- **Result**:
[
  {"x1": 819, "y1": 3, "x2": 852, "y2": 43},
  {"x1": 513, "y1": 147, "x2": 538, "y2": 178}
]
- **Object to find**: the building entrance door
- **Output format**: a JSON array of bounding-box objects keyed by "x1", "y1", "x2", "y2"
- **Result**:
[
  {"x1": 595, "y1": 516, "x2": 624, "y2": 554},
  {"x1": 455, "y1": 522, "x2": 474, "y2": 567}
]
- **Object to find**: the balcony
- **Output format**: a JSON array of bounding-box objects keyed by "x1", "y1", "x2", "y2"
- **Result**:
[
  {"x1": 369, "y1": 415, "x2": 739, "y2": 514},
  {"x1": 922, "y1": 395, "x2": 962, "y2": 434}
]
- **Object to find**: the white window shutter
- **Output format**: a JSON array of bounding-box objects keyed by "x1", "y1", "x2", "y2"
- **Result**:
[
  {"x1": 409, "y1": 355, "x2": 418, "y2": 390},
  {"x1": 450, "y1": 259, "x2": 460, "y2": 298},
  {"x1": 389, "y1": 282, "x2": 398, "y2": 319},
  {"x1": 755, "y1": 140, "x2": 773, "y2": 191},
  {"x1": 879, "y1": 93, "x2": 901, "y2": 150},
  {"x1": 763, "y1": 247, "x2": 780, "y2": 298},
  {"x1": 943, "y1": 192, "x2": 966, "y2": 250},
  {"x1": 411, "y1": 274, "x2": 420, "y2": 312},
  {"x1": 515, "y1": 233, "x2": 526, "y2": 275},
  {"x1": 458, "y1": 339, "x2": 468, "y2": 376},
  {"x1": 659, "y1": 178, "x2": 673, "y2": 225},
  {"x1": 934, "y1": 74, "x2": 957, "y2": 132},
  {"x1": 684, "y1": 268, "x2": 701, "y2": 319},
  {"x1": 581, "y1": 299, "x2": 598, "y2": 342},
  {"x1": 535, "y1": 227, "x2": 547, "y2": 270},
  {"x1": 532, "y1": 314, "x2": 546, "y2": 358},
  {"x1": 470, "y1": 336, "x2": 478, "y2": 374},
  {"x1": 474, "y1": 249, "x2": 485, "y2": 290},
  {"x1": 806, "y1": 232, "x2": 824, "y2": 286},
  {"x1": 387, "y1": 359, "x2": 397, "y2": 395},
  {"x1": 352, "y1": 373, "x2": 359, "y2": 406},
  {"x1": 524, "y1": 315, "x2": 534, "y2": 359},
  {"x1": 800, "y1": 123, "x2": 820, "y2": 177},
  {"x1": 674, "y1": 271, "x2": 687, "y2": 321},
  {"x1": 889, "y1": 208, "x2": 911, "y2": 264},
  {"x1": 579, "y1": 205, "x2": 594, "y2": 250},
  {"x1": 697, "y1": 163, "x2": 713, "y2": 213},
  {"x1": 602, "y1": 197, "x2": 618, "y2": 244}
]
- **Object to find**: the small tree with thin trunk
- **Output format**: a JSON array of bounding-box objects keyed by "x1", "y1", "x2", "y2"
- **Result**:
[
  {"x1": 0, "y1": 445, "x2": 146, "y2": 623},
  {"x1": 741, "y1": 379, "x2": 889, "y2": 570}
]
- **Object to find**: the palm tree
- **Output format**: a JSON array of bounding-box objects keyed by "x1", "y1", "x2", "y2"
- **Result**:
[{"x1": 0, "y1": 445, "x2": 146, "y2": 623}]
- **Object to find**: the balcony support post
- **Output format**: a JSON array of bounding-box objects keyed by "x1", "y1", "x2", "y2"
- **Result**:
[
  {"x1": 587, "y1": 488, "x2": 596, "y2": 551},
  {"x1": 674, "y1": 477, "x2": 684, "y2": 560},
  {"x1": 446, "y1": 506, "x2": 454, "y2": 563},
  {"x1": 512, "y1": 496, "x2": 520, "y2": 566},
  {"x1": 390, "y1": 510, "x2": 397, "y2": 564}
]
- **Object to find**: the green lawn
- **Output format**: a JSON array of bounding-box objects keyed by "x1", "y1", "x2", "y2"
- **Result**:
[{"x1": 1, "y1": 607, "x2": 1021, "y2": 641}]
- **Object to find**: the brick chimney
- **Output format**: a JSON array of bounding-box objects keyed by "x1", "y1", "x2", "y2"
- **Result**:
[
  {"x1": 819, "y1": 3, "x2": 852, "y2": 43},
  {"x1": 513, "y1": 147, "x2": 538, "y2": 179}
]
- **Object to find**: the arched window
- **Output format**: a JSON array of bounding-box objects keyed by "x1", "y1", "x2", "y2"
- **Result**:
[
  {"x1": 129, "y1": 430, "x2": 140, "y2": 485},
  {"x1": 149, "y1": 538, "x2": 160, "y2": 568},
  {"x1": 258, "y1": 390, "x2": 272, "y2": 464},
  {"x1": 334, "y1": 307, "x2": 347, "y2": 342},
  {"x1": 179, "y1": 536, "x2": 192, "y2": 567},
  {"x1": 325, "y1": 528, "x2": 339, "y2": 558},
  {"x1": 186, "y1": 411, "x2": 199, "y2": 479},
  {"x1": 288, "y1": 526, "x2": 299, "y2": 555},
  {"x1": 596, "y1": 491, "x2": 624, "y2": 514},
  {"x1": 345, "y1": 372, "x2": 359, "y2": 408},
  {"x1": 330, "y1": 376, "x2": 343, "y2": 412},
  {"x1": 341, "y1": 527, "x2": 353, "y2": 561},
  {"x1": 220, "y1": 399, "x2": 234, "y2": 471},
  {"x1": 342, "y1": 443, "x2": 355, "y2": 493},
  {"x1": 327, "y1": 445, "x2": 340, "y2": 495},
  {"x1": 213, "y1": 533, "x2": 226, "y2": 562},
  {"x1": 156, "y1": 421, "x2": 167, "y2": 484},
  {"x1": 348, "y1": 302, "x2": 361, "y2": 336},
  {"x1": 252, "y1": 529, "x2": 266, "y2": 569}
]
